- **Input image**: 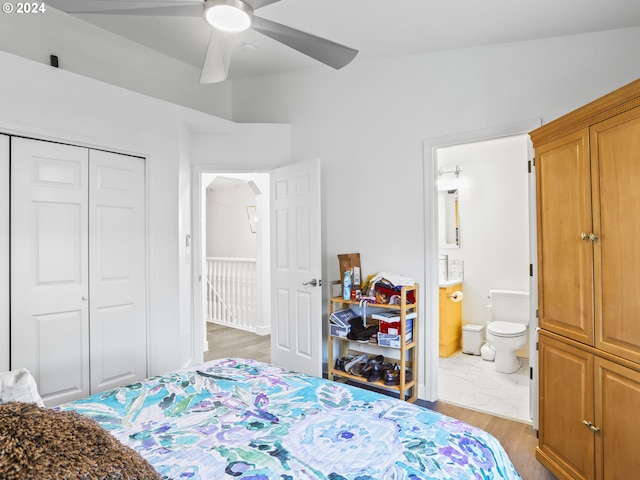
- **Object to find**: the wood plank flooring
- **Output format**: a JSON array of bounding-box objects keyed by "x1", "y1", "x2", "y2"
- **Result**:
[
  {"x1": 204, "y1": 321, "x2": 271, "y2": 364},
  {"x1": 203, "y1": 323, "x2": 556, "y2": 480}
]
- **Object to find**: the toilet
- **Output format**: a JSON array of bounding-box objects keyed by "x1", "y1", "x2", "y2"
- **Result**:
[{"x1": 485, "y1": 289, "x2": 529, "y2": 374}]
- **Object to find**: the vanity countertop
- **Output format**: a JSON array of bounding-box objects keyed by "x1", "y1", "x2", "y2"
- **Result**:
[{"x1": 439, "y1": 279, "x2": 463, "y2": 288}]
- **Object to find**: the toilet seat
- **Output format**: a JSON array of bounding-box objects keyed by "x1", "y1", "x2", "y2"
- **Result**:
[{"x1": 487, "y1": 321, "x2": 526, "y2": 338}]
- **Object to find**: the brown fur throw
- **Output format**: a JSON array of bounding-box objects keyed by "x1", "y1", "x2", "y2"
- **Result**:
[{"x1": 0, "y1": 401, "x2": 162, "y2": 480}]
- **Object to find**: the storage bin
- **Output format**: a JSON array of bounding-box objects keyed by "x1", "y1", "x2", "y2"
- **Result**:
[{"x1": 462, "y1": 324, "x2": 484, "y2": 355}]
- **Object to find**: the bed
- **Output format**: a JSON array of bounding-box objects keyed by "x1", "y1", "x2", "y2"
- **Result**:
[{"x1": 50, "y1": 358, "x2": 522, "y2": 479}]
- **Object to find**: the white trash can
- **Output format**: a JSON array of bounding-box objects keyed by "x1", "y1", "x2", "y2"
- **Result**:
[{"x1": 462, "y1": 324, "x2": 484, "y2": 355}]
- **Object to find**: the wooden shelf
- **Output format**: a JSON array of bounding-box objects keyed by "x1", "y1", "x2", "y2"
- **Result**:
[
  {"x1": 327, "y1": 282, "x2": 419, "y2": 403},
  {"x1": 327, "y1": 367, "x2": 417, "y2": 398}
]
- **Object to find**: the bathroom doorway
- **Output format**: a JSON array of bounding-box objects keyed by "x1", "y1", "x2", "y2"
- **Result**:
[{"x1": 423, "y1": 120, "x2": 540, "y2": 424}]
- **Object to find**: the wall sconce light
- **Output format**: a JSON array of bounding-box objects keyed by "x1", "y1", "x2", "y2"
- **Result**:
[
  {"x1": 246, "y1": 206, "x2": 257, "y2": 233},
  {"x1": 438, "y1": 165, "x2": 463, "y2": 178}
]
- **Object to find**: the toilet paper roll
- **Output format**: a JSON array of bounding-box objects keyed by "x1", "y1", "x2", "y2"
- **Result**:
[{"x1": 448, "y1": 291, "x2": 464, "y2": 302}]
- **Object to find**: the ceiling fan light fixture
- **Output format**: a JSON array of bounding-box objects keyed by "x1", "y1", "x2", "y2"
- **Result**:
[{"x1": 204, "y1": 0, "x2": 253, "y2": 33}]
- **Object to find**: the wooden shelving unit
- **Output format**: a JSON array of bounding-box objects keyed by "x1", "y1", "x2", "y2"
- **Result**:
[{"x1": 327, "y1": 281, "x2": 419, "y2": 402}]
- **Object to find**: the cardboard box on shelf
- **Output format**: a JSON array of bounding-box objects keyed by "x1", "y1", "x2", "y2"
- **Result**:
[{"x1": 372, "y1": 311, "x2": 416, "y2": 342}]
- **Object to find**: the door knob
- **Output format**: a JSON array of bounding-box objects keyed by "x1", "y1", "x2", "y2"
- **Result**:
[
  {"x1": 82, "y1": 295, "x2": 88, "y2": 301},
  {"x1": 303, "y1": 279, "x2": 320, "y2": 287}
]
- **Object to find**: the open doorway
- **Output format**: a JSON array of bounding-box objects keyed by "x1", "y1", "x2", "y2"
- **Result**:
[
  {"x1": 195, "y1": 171, "x2": 271, "y2": 364},
  {"x1": 422, "y1": 119, "x2": 540, "y2": 424},
  {"x1": 436, "y1": 135, "x2": 531, "y2": 423},
  {"x1": 192, "y1": 159, "x2": 324, "y2": 377}
]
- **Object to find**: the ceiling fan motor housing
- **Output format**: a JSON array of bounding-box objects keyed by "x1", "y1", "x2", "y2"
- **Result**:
[{"x1": 204, "y1": 0, "x2": 254, "y2": 33}]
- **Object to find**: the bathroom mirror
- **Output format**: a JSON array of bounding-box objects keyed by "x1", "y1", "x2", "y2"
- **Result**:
[{"x1": 439, "y1": 189, "x2": 460, "y2": 248}]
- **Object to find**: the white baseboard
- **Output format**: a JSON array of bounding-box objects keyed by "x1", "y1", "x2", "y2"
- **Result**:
[{"x1": 255, "y1": 325, "x2": 271, "y2": 336}]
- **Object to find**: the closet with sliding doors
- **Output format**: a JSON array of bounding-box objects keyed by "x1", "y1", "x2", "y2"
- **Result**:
[
  {"x1": 532, "y1": 78, "x2": 640, "y2": 480},
  {"x1": 9, "y1": 136, "x2": 147, "y2": 406}
]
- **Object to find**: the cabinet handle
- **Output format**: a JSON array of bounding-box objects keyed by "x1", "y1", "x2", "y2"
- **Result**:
[
  {"x1": 583, "y1": 420, "x2": 601, "y2": 433},
  {"x1": 580, "y1": 232, "x2": 599, "y2": 242}
]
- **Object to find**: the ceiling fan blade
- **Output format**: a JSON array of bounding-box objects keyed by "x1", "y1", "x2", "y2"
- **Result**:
[
  {"x1": 252, "y1": 15, "x2": 358, "y2": 69},
  {"x1": 46, "y1": 1, "x2": 204, "y2": 16},
  {"x1": 200, "y1": 31, "x2": 232, "y2": 83},
  {"x1": 243, "y1": 0, "x2": 282, "y2": 10}
]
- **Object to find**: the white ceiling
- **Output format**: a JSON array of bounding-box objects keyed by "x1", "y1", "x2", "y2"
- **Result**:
[{"x1": 45, "y1": 0, "x2": 640, "y2": 81}]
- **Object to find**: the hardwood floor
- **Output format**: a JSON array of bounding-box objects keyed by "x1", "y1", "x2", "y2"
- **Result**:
[
  {"x1": 425, "y1": 402, "x2": 556, "y2": 480},
  {"x1": 204, "y1": 321, "x2": 271, "y2": 364},
  {"x1": 204, "y1": 323, "x2": 556, "y2": 480}
]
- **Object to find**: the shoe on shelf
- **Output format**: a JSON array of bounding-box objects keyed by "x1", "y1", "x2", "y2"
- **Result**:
[
  {"x1": 367, "y1": 360, "x2": 391, "y2": 383},
  {"x1": 383, "y1": 365, "x2": 413, "y2": 386},
  {"x1": 344, "y1": 354, "x2": 367, "y2": 374},
  {"x1": 356, "y1": 325, "x2": 379, "y2": 343},
  {"x1": 334, "y1": 356, "x2": 354, "y2": 371},
  {"x1": 346, "y1": 317, "x2": 365, "y2": 340},
  {"x1": 361, "y1": 355, "x2": 384, "y2": 377},
  {"x1": 350, "y1": 361, "x2": 368, "y2": 377}
]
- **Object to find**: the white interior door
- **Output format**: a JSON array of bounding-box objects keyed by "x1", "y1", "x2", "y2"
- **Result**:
[
  {"x1": 11, "y1": 137, "x2": 91, "y2": 404},
  {"x1": 89, "y1": 150, "x2": 146, "y2": 393},
  {"x1": 270, "y1": 159, "x2": 322, "y2": 377},
  {"x1": 0, "y1": 134, "x2": 9, "y2": 372}
]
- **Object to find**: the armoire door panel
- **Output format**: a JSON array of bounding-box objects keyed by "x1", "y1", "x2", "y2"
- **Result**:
[
  {"x1": 595, "y1": 358, "x2": 640, "y2": 479},
  {"x1": 538, "y1": 334, "x2": 595, "y2": 480},
  {"x1": 89, "y1": 150, "x2": 146, "y2": 394},
  {"x1": 536, "y1": 129, "x2": 594, "y2": 345},
  {"x1": 591, "y1": 106, "x2": 640, "y2": 364},
  {"x1": 10, "y1": 137, "x2": 90, "y2": 405}
]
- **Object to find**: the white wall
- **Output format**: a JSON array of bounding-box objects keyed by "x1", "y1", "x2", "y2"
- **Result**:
[
  {"x1": 0, "y1": 6, "x2": 232, "y2": 119},
  {"x1": 230, "y1": 26, "x2": 640, "y2": 399},
  {"x1": 438, "y1": 136, "x2": 530, "y2": 327},
  {"x1": 206, "y1": 184, "x2": 257, "y2": 258},
  {"x1": 0, "y1": 51, "x2": 286, "y2": 375}
]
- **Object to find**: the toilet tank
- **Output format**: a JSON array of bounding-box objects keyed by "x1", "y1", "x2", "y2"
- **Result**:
[{"x1": 488, "y1": 289, "x2": 529, "y2": 325}]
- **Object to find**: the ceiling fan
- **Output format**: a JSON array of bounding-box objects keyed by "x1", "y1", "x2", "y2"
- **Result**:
[{"x1": 52, "y1": 0, "x2": 359, "y2": 83}]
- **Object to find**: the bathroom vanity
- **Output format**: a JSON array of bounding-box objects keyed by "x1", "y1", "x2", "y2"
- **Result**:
[{"x1": 439, "y1": 282, "x2": 462, "y2": 357}]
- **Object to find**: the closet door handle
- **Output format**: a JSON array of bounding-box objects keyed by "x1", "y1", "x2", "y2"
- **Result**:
[
  {"x1": 589, "y1": 233, "x2": 599, "y2": 241},
  {"x1": 581, "y1": 232, "x2": 590, "y2": 241},
  {"x1": 82, "y1": 295, "x2": 88, "y2": 301}
]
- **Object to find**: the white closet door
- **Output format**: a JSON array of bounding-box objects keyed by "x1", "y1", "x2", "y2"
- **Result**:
[
  {"x1": 89, "y1": 150, "x2": 146, "y2": 393},
  {"x1": 11, "y1": 137, "x2": 90, "y2": 405},
  {"x1": 1, "y1": 135, "x2": 10, "y2": 373}
]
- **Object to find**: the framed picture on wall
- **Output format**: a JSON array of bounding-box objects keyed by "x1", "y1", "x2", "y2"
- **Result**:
[{"x1": 246, "y1": 206, "x2": 257, "y2": 233}]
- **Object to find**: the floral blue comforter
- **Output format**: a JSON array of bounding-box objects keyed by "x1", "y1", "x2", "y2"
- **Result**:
[{"x1": 60, "y1": 358, "x2": 521, "y2": 479}]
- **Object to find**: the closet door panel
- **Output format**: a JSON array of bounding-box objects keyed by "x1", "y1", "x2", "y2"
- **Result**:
[
  {"x1": 10, "y1": 137, "x2": 90, "y2": 405},
  {"x1": 36, "y1": 311, "x2": 86, "y2": 399},
  {"x1": 89, "y1": 150, "x2": 146, "y2": 393}
]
